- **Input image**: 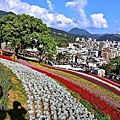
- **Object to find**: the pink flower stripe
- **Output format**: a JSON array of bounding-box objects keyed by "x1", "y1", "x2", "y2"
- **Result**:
[
  {"x1": 18, "y1": 60, "x2": 120, "y2": 120},
  {"x1": 89, "y1": 73, "x2": 120, "y2": 88},
  {"x1": 42, "y1": 63, "x2": 120, "y2": 87},
  {"x1": 39, "y1": 66, "x2": 120, "y2": 108},
  {"x1": 41, "y1": 64, "x2": 120, "y2": 96},
  {"x1": 29, "y1": 62, "x2": 120, "y2": 108}
]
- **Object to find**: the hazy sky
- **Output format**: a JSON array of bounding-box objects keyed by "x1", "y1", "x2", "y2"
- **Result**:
[{"x1": 0, "y1": 0, "x2": 120, "y2": 34}]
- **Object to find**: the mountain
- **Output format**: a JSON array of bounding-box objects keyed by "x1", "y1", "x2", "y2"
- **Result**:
[
  {"x1": 50, "y1": 27, "x2": 86, "y2": 38},
  {"x1": 68, "y1": 27, "x2": 94, "y2": 38},
  {"x1": 0, "y1": 10, "x2": 15, "y2": 18},
  {"x1": 49, "y1": 27, "x2": 87, "y2": 47},
  {"x1": 68, "y1": 28, "x2": 120, "y2": 41},
  {"x1": 96, "y1": 34, "x2": 120, "y2": 41}
]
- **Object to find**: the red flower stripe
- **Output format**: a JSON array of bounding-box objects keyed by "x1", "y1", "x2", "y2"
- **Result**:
[
  {"x1": 42, "y1": 63, "x2": 120, "y2": 87},
  {"x1": 23, "y1": 63, "x2": 120, "y2": 120},
  {"x1": 41, "y1": 64, "x2": 120, "y2": 96},
  {"x1": 0, "y1": 55, "x2": 13, "y2": 61}
]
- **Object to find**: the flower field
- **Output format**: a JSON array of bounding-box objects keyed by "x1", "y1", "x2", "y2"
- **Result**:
[
  {"x1": 0, "y1": 55, "x2": 120, "y2": 120},
  {"x1": 0, "y1": 57, "x2": 97, "y2": 120},
  {"x1": 40, "y1": 63, "x2": 120, "y2": 96},
  {"x1": 29, "y1": 62, "x2": 120, "y2": 108},
  {"x1": 27, "y1": 61, "x2": 120, "y2": 120}
]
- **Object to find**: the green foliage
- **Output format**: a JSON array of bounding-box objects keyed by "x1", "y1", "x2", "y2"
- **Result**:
[
  {"x1": 101, "y1": 63, "x2": 116, "y2": 74},
  {"x1": 0, "y1": 63, "x2": 12, "y2": 109},
  {"x1": 111, "y1": 56, "x2": 120, "y2": 66},
  {"x1": 0, "y1": 13, "x2": 57, "y2": 57},
  {"x1": 94, "y1": 108, "x2": 110, "y2": 120},
  {"x1": 111, "y1": 56, "x2": 120, "y2": 74},
  {"x1": 70, "y1": 92, "x2": 80, "y2": 100},
  {"x1": 50, "y1": 27, "x2": 87, "y2": 47},
  {"x1": 80, "y1": 99, "x2": 92, "y2": 110},
  {"x1": 101, "y1": 57, "x2": 120, "y2": 75}
]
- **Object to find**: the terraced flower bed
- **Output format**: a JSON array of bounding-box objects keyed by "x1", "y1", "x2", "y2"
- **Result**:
[
  {"x1": 0, "y1": 55, "x2": 120, "y2": 120},
  {"x1": 27, "y1": 61, "x2": 120, "y2": 120},
  {"x1": 40, "y1": 63, "x2": 120, "y2": 96},
  {"x1": 29, "y1": 62, "x2": 120, "y2": 108},
  {"x1": 0, "y1": 58, "x2": 97, "y2": 120}
]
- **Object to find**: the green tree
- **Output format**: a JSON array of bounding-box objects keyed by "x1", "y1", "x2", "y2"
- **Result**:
[
  {"x1": 111, "y1": 57, "x2": 120, "y2": 74},
  {"x1": 0, "y1": 14, "x2": 57, "y2": 60},
  {"x1": 0, "y1": 14, "x2": 16, "y2": 48},
  {"x1": 101, "y1": 63, "x2": 116, "y2": 74},
  {"x1": 101, "y1": 57, "x2": 120, "y2": 75}
]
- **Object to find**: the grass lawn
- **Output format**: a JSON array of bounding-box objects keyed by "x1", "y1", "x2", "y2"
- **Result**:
[{"x1": 0, "y1": 62, "x2": 28, "y2": 120}]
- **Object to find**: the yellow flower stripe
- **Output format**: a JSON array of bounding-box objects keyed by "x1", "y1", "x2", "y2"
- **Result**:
[{"x1": 29, "y1": 61, "x2": 120, "y2": 104}]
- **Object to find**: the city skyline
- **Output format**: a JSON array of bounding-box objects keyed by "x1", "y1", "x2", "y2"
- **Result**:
[{"x1": 0, "y1": 0, "x2": 120, "y2": 34}]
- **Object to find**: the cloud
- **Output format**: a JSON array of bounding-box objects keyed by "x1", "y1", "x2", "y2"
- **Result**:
[
  {"x1": 114, "y1": 20, "x2": 119, "y2": 24},
  {"x1": 65, "y1": 0, "x2": 90, "y2": 27},
  {"x1": 0, "y1": 0, "x2": 108, "y2": 31},
  {"x1": 0, "y1": 0, "x2": 78, "y2": 30},
  {"x1": 90, "y1": 13, "x2": 108, "y2": 28},
  {"x1": 46, "y1": 13, "x2": 78, "y2": 29},
  {"x1": 46, "y1": 0, "x2": 54, "y2": 12},
  {"x1": 0, "y1": 0, "x2": 48, "y2": 18},
  {"x1": 65, "y1": 0, "x2": 109, "y2": 29}
]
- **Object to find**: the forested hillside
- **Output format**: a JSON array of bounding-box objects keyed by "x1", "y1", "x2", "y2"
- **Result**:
[
  {"x1": 96, "y1": 34, "x2": 120, "y2": 41},
  {"x1": 50, "y1": 27, "x2": 87, "y2": 47},
  {"x1": 0, "y1": 10, "x2": 14, "y2": 18}
]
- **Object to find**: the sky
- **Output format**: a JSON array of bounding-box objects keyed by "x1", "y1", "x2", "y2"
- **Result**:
[{"x1": 0, "y1": 0, "x2": 120, "y2": 34}]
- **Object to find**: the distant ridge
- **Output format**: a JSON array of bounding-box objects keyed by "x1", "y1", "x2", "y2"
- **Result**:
[
  {"x1": 68, "y1": 27, "x2": 100, "y2": 38},
  {"x1": 0, "y1": 10, "x2": 15, "y2": 18},
  {"x1": 68, "y1": 27, "x2": 92, "y2": 37},
  {"x1": 68, "y1": 27, "x2": 120, "y2": 41},
  {"x1": 96, "y1": 34, "x2": 120, "y2": 41}
]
